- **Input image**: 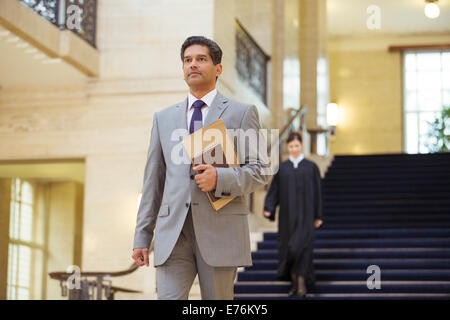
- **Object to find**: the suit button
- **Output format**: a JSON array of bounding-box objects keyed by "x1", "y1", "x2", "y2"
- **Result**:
[
  {"x1": 190, "y1": 175, "x2": 194, "y2": 180},
  {"x1": 185, "y1": 203, "x2": 189, "y2": 208}
]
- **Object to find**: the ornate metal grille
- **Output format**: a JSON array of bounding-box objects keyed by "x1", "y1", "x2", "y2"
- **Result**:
[
  {"x1": 20, "y1": 0, "x2": 59, "y2": 24},
  {"x1": 65, "y1": 0, "x2": 97, "y2": 48},
  {"x1": 235, "y1": 20, "x2": 270, "y2": 105},
  {"x1": 19, "y1": 0, "x2": 97, "y2": 48}
]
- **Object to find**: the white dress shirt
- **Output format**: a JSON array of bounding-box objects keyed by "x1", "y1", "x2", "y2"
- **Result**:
[
  {"x1": 187, "y1": 88, "x2": 217, "y2": 130},
  {"x1": 289, "y1": 153, "x2": 305, "y2": 168}
]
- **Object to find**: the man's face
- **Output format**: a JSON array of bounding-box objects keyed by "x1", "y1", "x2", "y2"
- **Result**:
[{"x1": 183, "y1": 44, "x2": 222, "y2": 89}]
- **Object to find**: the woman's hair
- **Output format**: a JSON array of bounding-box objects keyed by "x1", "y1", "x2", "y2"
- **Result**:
[{"x1": 286, "y1": 131, "x2": 303, "y2": 144}]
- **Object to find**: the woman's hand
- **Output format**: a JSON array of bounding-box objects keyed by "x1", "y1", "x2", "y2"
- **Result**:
[
  {"x1": 263, "y1": 211, "x2": 272, "y2": 218},
  {"x1": 314, "y1": 219, "x2": 323, "y2": 229}
]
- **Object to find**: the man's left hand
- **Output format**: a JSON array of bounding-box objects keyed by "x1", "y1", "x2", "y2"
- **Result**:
[{"x1": 193, "y1": 164, "x2": 218, "y2": 192}]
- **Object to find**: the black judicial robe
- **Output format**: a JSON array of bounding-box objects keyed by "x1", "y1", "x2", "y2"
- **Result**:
[{"x1": 263, "y1": 158, "x2": 323, "y2": 284}]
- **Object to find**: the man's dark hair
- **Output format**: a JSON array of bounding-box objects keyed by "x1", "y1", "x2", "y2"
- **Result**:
[
  {"x1": 180, "y1": 36, "x2": 222, "y2": 65},
  {"x1": 286, "y1": 131, "x2": 303, "y2": 144}
]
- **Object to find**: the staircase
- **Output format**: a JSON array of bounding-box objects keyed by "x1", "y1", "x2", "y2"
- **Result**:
[{"x1": 235, "y1": 153, "x2": 450, "y2": 300}]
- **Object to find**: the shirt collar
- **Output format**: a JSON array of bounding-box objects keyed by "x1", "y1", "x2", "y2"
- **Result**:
[
  {"x1": 187, "y1": 88, "x2": 217, "y2": 110},
  {"x1": 289, "y1": 153, "x2": 305, "y2": 168}
]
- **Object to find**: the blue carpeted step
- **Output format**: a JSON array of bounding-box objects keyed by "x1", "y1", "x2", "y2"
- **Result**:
[
  {"x1": 326, "y1": 172, "x2": 450, "y2": 182},
  {"x1": 238, "y1": 269, "x2": 450, "y2": 282},
  {"x1": 323, "y1": 175, "x2": 450, "y2": 182},
  {"x1": 321, "y1": 213, "x2": 450, "y2": 220},
  {"x1": 323, "y1": 187, "x2": 449, "y2": 195},
  {"x1": 235, "y1": 153, "x2": 450, "y2": 299},
  {"x1": 263, "y1": 228, "x2": 450, "y2": 240},
  {"x1": 234, "y1": 281, "x2": 450, "y2": 294},
  {"x1": 322, "y1": 181, "x2": 449, "y2": 189},
  {"x1": 252, "y1": 248, "x2": 450, "y2": 260},
  {"x1": 322, "y1": 211, "x2": 450, "y2": 219},
  {"x1": 323, "y1": 193, "x2": 450, "y2": 201},
  {"x1": 330, "y1": 153, "x2": 450, "y2": 162},
  {"x1": 245, "y1": 259, "x2": 450, "y2": 271},
  {"x1": 234, "y1": 293, "x2": 450, "y2": 300},
  {"x1": 322, "y1": 206, "x2": 450, "y2": 214},
  {"x1": 320, "y1": 222, "x2": 450, "y2": 229},
  {"x1": 257, "y1": 238, "x2": 450, "y2": 250},
  {"x1": 317, "y1": 219, "x2": 450, "y2": 226},
  {"x1": 323, "y1": 199, "x2": 450, "y2": 208},
  {"x1": 327, "y1": 168, "x2": 450, "y2": 175}
]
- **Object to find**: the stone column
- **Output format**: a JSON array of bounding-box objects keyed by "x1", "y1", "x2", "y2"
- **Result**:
[
  {"x1": 271, "y1": 0, "x2": 285, "y2": 130},
  {"x1": 299, "y1": 0, "x2": 329, "y2": 153}
]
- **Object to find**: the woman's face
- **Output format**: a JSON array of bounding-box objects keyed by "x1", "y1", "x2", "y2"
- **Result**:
[{"x1": 287, "y1": 139, "x2": 303, "y2": 158}]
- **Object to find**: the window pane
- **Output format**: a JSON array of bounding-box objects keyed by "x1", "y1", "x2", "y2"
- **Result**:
[
  {"x1": 405, "y1": 71, "x2": 417, "y2": 90},
  {"x1": 17, "y1": 288, "x2": 29, "y2": 300},
  {"x1": 417, "y1": 89, "x2": 442, "y2": 112},
  {"x1": 10, "y1": 180, "x2": 16, "y2": 202},
  {"x1": 9, "y1": 202, "x2": 15, "y2": 239},
  {"x1": 317, "y1": 115, "x2": 327, "y2": 128},
  {"x1": 14, "y1": 179, "x2": 20, "y2": 199},
  {"x1": 404, "y1": 53, "x2": 416, "y2": 71},
  {"x1": 405, "y1": 91, "x2": 417, "y2": 111},
  {"x1": 443, "y1": 89, "x2": 450, "y2": 106},
  {"x1": 9, "y1": 287, "x2": 16, "y2": 300},
  {"x1": 7, "y1": 244, "x2": 16, "y2": 286},
  {"x1": 405, "y1": 71, "x2": 417, "y2": 91},
  {"x1": 7, "y1": 244, "x2": 18, "y2": 300},
  {"x1": 443, "y1": 52, "x2": 450, "y2": 71},
  {"x1": 21, "y1": 182, "x2": 33, "y2": 204},
  {"x1": 443, "y1": 72, "x2": 450, "y2": 89},
  {"x1": 317, "y1": 134, "x2": 327, "y2": 156},
  {"x1": 18, "y1": 249, "x2": 31, "y2": 288},
  {"x1": 13, "y1": 203, "x2": 20, "y2": 239},
  {"x1": 20, "y1": 204, "x2": 33, "y2": 242},
  {"x1": 417, "y1": 52, "x2": 441, "y2": 71},
  {"x1": 417, "y1": 71, "x2": 441, "y2": 89},
  {"x1": 405, "y1": 113, "x2": 418, "y2": 153},
  {"x1": 283, "y1": 58, "x2": 300, "y2": 109},
  {"x1": 7, "y1": 179, "x2": 36, "y2": 301}
]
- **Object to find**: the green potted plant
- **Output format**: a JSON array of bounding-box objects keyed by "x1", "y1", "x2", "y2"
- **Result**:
[{"x1": 425, "y1": 105, "x2": 450, "y2": 153}]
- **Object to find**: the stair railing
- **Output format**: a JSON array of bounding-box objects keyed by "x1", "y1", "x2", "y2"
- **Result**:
[
  {"x1": 49, "y1": 240, "x2": 154, "y2": 300},
  {"x1": 267, "y1": 105, "x2": 308, "y2": 166}
]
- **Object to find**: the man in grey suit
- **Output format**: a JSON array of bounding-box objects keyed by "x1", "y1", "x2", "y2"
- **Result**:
[{"x1": 132, "y1": 36, "x2": 270, "y2": 300}]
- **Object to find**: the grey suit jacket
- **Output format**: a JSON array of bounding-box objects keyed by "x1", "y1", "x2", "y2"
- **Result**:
[{"x1": 133, "y1": 91, "x2": 270, "y2": 267}]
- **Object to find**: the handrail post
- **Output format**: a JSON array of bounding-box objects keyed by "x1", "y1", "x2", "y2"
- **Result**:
[{"x1": 96, "y1": 275, "x2": 103, "y2": 300}]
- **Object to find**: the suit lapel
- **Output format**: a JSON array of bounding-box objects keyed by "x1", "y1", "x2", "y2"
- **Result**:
[
  {"x1": 175, "y1": 97, "x2": 189, "y2": 132},
  {"x1": 204, "y1": 91, "x2": 229, "y2": 127}
]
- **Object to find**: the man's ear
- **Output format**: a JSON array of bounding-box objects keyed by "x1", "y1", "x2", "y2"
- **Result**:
[{"x1": 216, "y1": 63, "x2": 223, "y2": 77}]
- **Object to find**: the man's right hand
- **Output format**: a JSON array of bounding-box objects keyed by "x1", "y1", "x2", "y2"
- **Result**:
[{"x1": 132, "y1": 248, "x2": 149, "y2": 267}]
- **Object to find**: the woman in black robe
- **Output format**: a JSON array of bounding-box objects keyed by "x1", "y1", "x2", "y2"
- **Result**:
[{"x1": 263, "y1": 132, "x2": 323, "y2": 297}]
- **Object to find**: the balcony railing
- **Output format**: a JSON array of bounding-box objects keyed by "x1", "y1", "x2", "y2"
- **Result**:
[
  {"x1": 235, "y1": 19, "x2": 270, "y2": 105},
  {"x1": 19, "y1": 0, "x2": 97, "y2": 48}
]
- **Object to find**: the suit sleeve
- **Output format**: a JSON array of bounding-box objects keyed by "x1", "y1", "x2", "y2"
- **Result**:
[
  {"x1": 133, "y1": 112, "x2": 166, "y2": 249},
  {"x1": 313, "y1": 163, "x2": 323, "y2": 220},
  {"x1": 213, "y1": 104, "x2": 271, "y2": 198},
  {"x1": 263, "y1": 169, "x2": 280, "y2": 221}
]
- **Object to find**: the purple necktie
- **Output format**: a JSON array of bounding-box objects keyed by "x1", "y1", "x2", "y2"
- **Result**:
[{"x1": 189, "y1": 100, "x2": 205, "y2": 134}]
